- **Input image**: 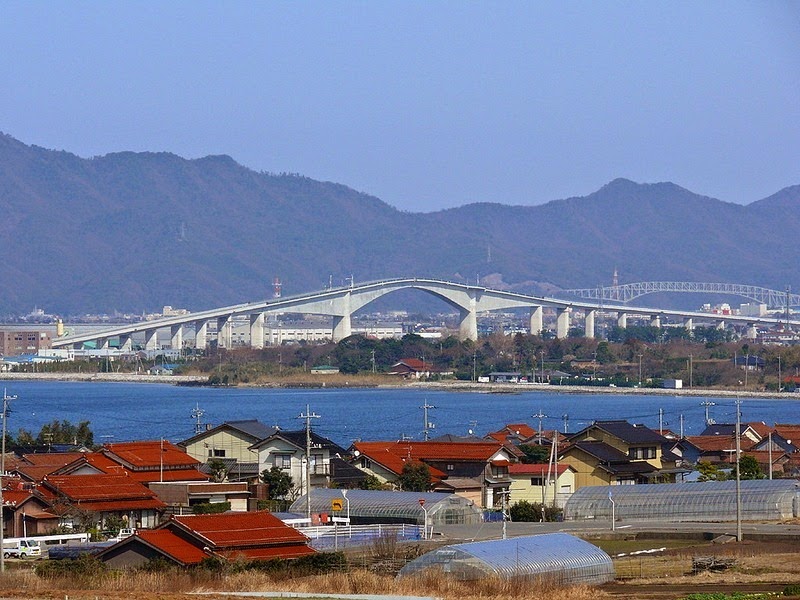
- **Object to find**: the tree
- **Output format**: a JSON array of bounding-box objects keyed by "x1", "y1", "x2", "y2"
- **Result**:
[
  {"x1": 696, "y1": 461, "x2": 727, "y2": 482},
  {"x1": 518, "y1": 444, "x2": 550, "y2": 464},
  {"x1": 510, "y1": 500, "x2": 561, "y2": 522},
  {"x1": 36, "y1": 419, "x2": 94, "y2": 447},
  {"x1": 207, "y1": 458, "x2": 228, "y2": 482},
  {"x1": 398, "y1": 462, "x2": 431, "y2": 492},
  {"x1": 358, "y1": 474, "x2": 385, "y2": 490},
  {"x1": 260, "y1": 466, "x2": 296, "y2": 500},
  {"x1": 738, "y1": 455, "x2": 765, "y2": 480}
]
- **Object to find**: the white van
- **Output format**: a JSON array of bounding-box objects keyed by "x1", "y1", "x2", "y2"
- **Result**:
[{"x1": 2, "y1": 538, "x2": 42, "y2": 559}]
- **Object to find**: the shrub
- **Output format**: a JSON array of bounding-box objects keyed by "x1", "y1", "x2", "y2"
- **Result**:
[{"x1": 192, "y1": 501, "x2": 231, "y2": 514}]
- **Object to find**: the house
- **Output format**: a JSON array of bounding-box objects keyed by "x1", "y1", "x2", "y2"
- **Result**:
[
  {"x1": 250, "y1": 430, "x2": 347, "y2": 495},
  {"x1": 148, "y1": 481, "x2": 251, "y2": 513},
  {"x1": 560, "y1": 420, "x2": 685, "y2": 487},
  {"x1": 40, "y1": 473, "x2": 166, "y2": 529},
  {"x1": 487, "y1": 372, "x2": 522, "y2": 383},
  {"x1": 101, "y1": 440, "x2": 210, "y2": 485},
  {"x1": 387, "y1": 358, "x2": 452, "y2": 379},
  {"x1": 179, "y1": 419, "x2": 280, "y2": 482},
  {"x1": 350, "y1": 440, "x2": 516, "y2": 509},
  {"x1": 1, "y1": 484, "x2": 59, "y2": 537},
  {"x1": 508, "y1": 463, "x2": 575, "y2": 508},
  {"x1": 96, "y1": 511, "x2": 315, "y2": 569}
]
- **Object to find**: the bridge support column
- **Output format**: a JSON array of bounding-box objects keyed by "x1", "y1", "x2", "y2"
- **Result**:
[
  {"x1": 97, "y1": 337, "x2": 109, "y2": 350},
  {"x1": 195, "y1": 320, "x2": 208, "y2": 351},
  {"x1": 556, "y1": 308, "x2": 570, "y2": 339},
  {"x1": 217, "y1": 316, "x2": 232, "y2": 349},
  {"x1": 716, "y1": 320, "x2": 726, "y2": 330},
  {"x1": 650, "y1": 315, "x2": 661, "y2": 328},
  {"x1": 332, "y1": 315, "x2": 352, "y2": 341},
  {"x1": 617, "y1": 312, "x2": 627, "y2": 328},
  {"x1": 119, "y1": 334, "x2": 132, "y2": 351},
  {"x1": 684, "y1": 318, "x2": 694, "y2": 332},
  {"x1": 584, "y1": 309, "x2": 596, "y2": 339},
  {"x1": 747, "y1": 324, "x2": 758, "y2": 340},
  {"x1": 459, "y1": 307, "x2": 478, "y2": 341},
  {"x1": 529, "y1": 306, "x2": 543, "y2": 336},
  {"x1": 144, "y1": 329, "x2": 159, "y2": 351},
  {"x1": 250, "y1": 313, "x2": 265, "y2": 348},
  {"x1": 170, "y1": 325, "x2": 183, "y2": 351}
]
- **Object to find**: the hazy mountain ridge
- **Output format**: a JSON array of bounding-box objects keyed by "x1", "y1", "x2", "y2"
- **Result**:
[{"x1": 0, "y1": 133, "x2": 797, "y2": 315}]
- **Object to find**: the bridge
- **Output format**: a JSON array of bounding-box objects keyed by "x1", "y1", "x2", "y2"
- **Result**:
[
  {"x1": 561, "y1": 281, "x2": 799, "y2": 308},
  {"x1": 51, "y1": 278, "x2": 800, "y2": 351}
]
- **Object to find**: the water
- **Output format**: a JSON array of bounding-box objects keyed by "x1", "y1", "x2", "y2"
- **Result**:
[{"x1": 2, "y1": 381, "x2": 800, "y2": 447}]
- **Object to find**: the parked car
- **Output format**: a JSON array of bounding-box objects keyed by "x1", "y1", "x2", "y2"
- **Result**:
[{"x1": 2, "y1": 538, "x2": 42, "y2": 559}]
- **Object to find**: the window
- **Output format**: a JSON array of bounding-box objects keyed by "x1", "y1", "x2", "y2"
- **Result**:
[
  {"x1": 530, "y1": 477, "x2": 543, "y2": 486},
  {"x1": 629, "y1": 446, "x2": 656, "y2": 460},
  {"x1": 360, "y1": 457, "x2": 372, "y2": 469},
  {"x1": 447, "y1": 464, "x2": 454, "y2": 471},
  {"x1": 275, "y1": 454, "x2": 292, "y2": 469},
  {"x1": 212, "y1": 449, "x2": 226, "y2": 458}
]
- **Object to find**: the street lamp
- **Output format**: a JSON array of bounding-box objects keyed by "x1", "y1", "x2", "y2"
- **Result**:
[
  {"x1": 419, "y1": 498, "x2": 428, "y2": 540},
  {"x1": 637, "y1": 353, "x2": 643, "y2": 387}
]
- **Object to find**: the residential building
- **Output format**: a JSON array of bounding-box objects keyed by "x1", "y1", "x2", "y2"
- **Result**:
[
  {"x1": 350, "y1": 440, "x2": 516, "y2": 508},
  {"x1": 97, "y1": 511, "x2": 315, "y2": 568},
  {"x1": 0, "y1": 329, "x2": 52, "y2": 356},
  {"x1": 101, "y1": 441, "x2": 210, "y2": 484},
  {"x1": 560, "y1": 420, "x2": 684, "y2": 487},
  {"x1": 148, "y1": 481, "x2": 251, "y2": 513},
  {"x1": 387, "y1": 358, "x2": 453, "y2": 379},
  {"x1": 508, "y1": 463, "x2": 575, "y2": 508},
  {"x1": 179, "y1": 419, "x2": 280, "y2": 482},
  {"x1": 250, "y1": 430, "x2": 347, "y2": 494}
]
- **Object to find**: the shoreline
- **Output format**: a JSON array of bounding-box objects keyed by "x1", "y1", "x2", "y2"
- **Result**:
[{"x1": 0, "y1": 372, "x2": 796, "y2": 400}]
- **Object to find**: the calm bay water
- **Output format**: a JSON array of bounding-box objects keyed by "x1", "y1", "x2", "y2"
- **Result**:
[{"x1": 2, "y1": 381, "x2": 800, "y2": 447}]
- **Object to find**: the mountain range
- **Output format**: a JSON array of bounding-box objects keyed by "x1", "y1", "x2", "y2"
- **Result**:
[{"x1": 1, "y1": 132, "x2": 798, "y2": 316}]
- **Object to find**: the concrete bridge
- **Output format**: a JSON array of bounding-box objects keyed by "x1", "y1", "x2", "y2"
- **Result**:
[{"x1": 51, "y1": 278, "x2": 800, "y2": 351}]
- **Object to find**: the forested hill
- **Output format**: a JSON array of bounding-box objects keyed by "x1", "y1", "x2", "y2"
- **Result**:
[{"x1": 0, "y1": 133, "x2": 798, "y2": 315}]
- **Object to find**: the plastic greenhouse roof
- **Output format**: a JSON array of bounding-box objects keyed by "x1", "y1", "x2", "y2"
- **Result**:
[
  {"x1": 564, "y1": 479, "x2": 800, "y2": 522},
  {"x1": 398, "y1": 533, "x2": 614, "y2": 584},
  {"x1": 290, "y1": 489, "x2": 482, "y2": 524}
]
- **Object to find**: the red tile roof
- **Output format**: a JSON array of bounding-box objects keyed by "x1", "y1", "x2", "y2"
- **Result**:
[
  {"x1": 219, "y1": 545, "x2": 316, "y2": 560},
  {"x1": 685, "y1": 435, "x2": 756, "y2": 452},
  {"x1": 104, "y1": 440, "x2": 203, "y2": 469},
  {"x1": 43, "y1": 474, "x2": 166, "y2": 512},
  {"x1": 22, "y1": 452, "x2": 86, "y2": 467},
  {"x1": 170, "y1": 512, "x2": 311, "y2": 548},
  {"x1": 508, "y1": 463, "x2": 572, "y2": 476},
  {"x1": 134, "y1": 529, "x2": 210, "y2": 565}
]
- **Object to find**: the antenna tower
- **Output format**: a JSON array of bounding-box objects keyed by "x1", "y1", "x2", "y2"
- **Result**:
[{"x1": 191, "y1": 403, "x2": 205, "y2": 434}]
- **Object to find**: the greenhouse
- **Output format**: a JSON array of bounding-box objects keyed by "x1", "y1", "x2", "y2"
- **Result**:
[
  {"x1": 397, "y1": 533, "x2": 614, "y2": 584},
  {"x1": 289, "y1": 489, "x2": 483, "y2": 525},
  {"x1": 563, "y1": 479, "x2": 800, "y2": 522}
]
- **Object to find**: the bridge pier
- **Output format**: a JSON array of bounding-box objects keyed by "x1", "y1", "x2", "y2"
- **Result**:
[
  {"x1": 250, "y1": 313, "x2": 265, "y2": 348},
  {"x1": 684, "y1": 318, "x2": 694, "y2": 332},
  {"x1": 584, "y1": 309, "x2": 596, "y2": 339},
  {"x1": 332, "y1": 315, "x2": 352, "y2": 341},
  {"x1": 650, "y1": 315, "x2": 661, "y2": 328},
  {"x1": 459, "y1": 308, "x2": 478, "y2": 342},
  {"x1": 144, "y1": 329, "x2": 159, "y2": 351},
  {"x1": 529, "y1": 306, "x2": 543, "y2": 336},
  {"x1": 556, "y1": 307, "x2": 570, "y2": 339},
  {"x1": 119, "y1": 334, "x2": 132, "y2": 352},
  {"x1": 747, "y1": 324, "x2": 758, "y2": 339},
  {"x1": 217, "y1": 316, "x2": 232, "y2": 349},
  {"x1": 617, "y1": 312, "x2": 627, "y2": 328},
  {"x1": 195, "y1": 320, "x2": 208, "y2": 351},
  {"x1": 97, "y1": 337, "x2": 109, "y2": 350},
  {"x1": 170, "y1": 325, "x2": 183, "y2": 351},
  {"x1": 716, "y1": 320, "x2": 726, "y2": 330}
]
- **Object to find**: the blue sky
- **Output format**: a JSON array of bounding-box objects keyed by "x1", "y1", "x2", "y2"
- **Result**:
[{"x1": 1, "y1": 2, "x2": 798, "y2": 211}]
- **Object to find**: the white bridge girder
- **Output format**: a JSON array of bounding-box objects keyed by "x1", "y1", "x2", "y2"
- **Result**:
[{"x1": 52, "y1": 277, "x2": 800, "y2": 350}]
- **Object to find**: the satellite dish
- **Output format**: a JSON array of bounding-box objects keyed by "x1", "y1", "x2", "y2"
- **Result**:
[
  {"x1": 468, "y1": 429, "x2": 473, "y2": 435},
  {"x1": 353, "y1": 450, "x2": 361, "y2": 457}
]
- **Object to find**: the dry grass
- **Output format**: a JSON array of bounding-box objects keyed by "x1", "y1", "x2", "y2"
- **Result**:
[{"x1": 0, "y1": 566, "x2": 607, "y2": 600}]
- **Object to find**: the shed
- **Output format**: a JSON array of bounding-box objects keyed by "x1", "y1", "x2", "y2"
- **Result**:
[
  {"x1": 398, "y1": 533, "x2": 614, "y2": 584},
  {"x1": 289, "y1": 489, "x2": 483, "y2": 525},
  {"x1": 563, "y1": 479, "x2": 800, "y2": 522}
]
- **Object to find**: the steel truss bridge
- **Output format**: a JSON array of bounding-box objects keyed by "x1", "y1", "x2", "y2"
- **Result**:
[
  {"x1": 561, "y1": 282, "x2": 799, "y2": 308},
  {"x1": 51, "y1": 278, "x2": 800, "y2": 351}
]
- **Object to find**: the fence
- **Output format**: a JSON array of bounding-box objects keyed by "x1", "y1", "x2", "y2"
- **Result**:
[{"x1": 300, "y1": 523, "x2": 424, "y2": 551}]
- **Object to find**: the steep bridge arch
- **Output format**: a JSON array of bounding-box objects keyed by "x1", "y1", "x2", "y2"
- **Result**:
[
  {"x1": 51, "y1": 277, "x2": 800, "y2": 351},
  {"x1": 561, "y1": 282, "x2": 799, "y2": 308}
]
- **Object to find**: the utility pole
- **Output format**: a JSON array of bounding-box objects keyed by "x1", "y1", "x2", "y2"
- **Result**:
[
  {"x1": 689, "y1": 354, "x2": 693, "y2": 389},
  {"x1": 778, "y1": 355, "x2": 782, "y2": 393},
  {"x1": 637, "y1": 353, "x2": 643, "y2": 387},
  {"x1": 422, "y1": 401, "x2": 436, "y2": 441},
  {"x1": 735, "y1": 397, "x2": 742, "y2": 542},
  {"x1": 540, "y1": 350, "x2": 545, "y2": 384},
  {"x1": 659, "y1": 408, "x2": 663, "y2": 435},
  {"x1": 562, "y1": 413, "x2": 569, "y2": 434},
  {"x1": 701, "y1": 401, "x2": 716, "y2": 427},
  {"x1": 298, "y1": 405, "x2": 320, "y2": 524},
  {"x1": 680, "y1": 414, "x2": 684, "y2": 439},
  {"x1": 499, "y1": 489, "x2": 510, "y2": 540},
  {"x1": 191, "y1": 403, "x2": 205, "y2": 435},
  {"x1": 472, "y1": 351, "x2": 477, "y2": 383},
  {"x1": 532, "y1": 410, "x2": 547, "y2": 444},
  {"x1": 0, "y1": 389, "x2": 16, "y2": 574}
]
